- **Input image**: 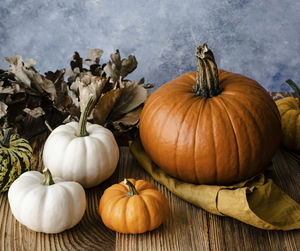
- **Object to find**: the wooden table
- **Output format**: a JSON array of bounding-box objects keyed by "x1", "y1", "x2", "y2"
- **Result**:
[{"x1": 0, "y1": 133, "x2": 300, "y2": 251}]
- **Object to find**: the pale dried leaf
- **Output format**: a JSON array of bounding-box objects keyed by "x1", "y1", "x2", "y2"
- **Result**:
[
  {"x1": 84, "y1": 49, "x2": 103, "y2": 66},
  {"x1": 110, "y1": 81, "x2": 147, "y2": 120},
  {"x1": 67, "y1": 87, "x2": 80, "y2": 108},
  {"x1": 103, "y1": 50, "x2": 121, "y2": 83},
  {"x1": 0, "y1": 81, "x2": 14, "y2": 94},
  {"x1": 93, "y1": 88, "x2": 122, "y2": 125},
  {"x1": 77, "y1": 75, "x2": 107, "y2": 112},
  {"x1": 23, "y1": 107, "x2": 45, "y2": 118},
  {"x1": 120, "y1": 55, "x2": 137, "y2": 78},
  {"x1": 5, "y1": 55, "x2": 33, "y2": 87},
  {"x1": 5, "y1": 55, "x2": 56, "y2": 100},
  {"x1": 0, "y1": 101, "x2": 8, "y2": 119},
  {"x1": 64, "y1": 67, "x2": 81, "y2": 84}
]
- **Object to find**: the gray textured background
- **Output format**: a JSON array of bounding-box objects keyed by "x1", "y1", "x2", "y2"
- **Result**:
[{"x1": 0, "y1": 0, "x2": 300, "y2": 91}]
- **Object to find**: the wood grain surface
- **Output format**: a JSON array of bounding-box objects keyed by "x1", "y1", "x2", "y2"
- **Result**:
[{"x1": 0, "y1": 132, "x2": 299, "y2": 251}]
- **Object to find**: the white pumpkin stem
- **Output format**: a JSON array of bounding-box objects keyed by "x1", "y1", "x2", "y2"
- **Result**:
[
  {"x1": 124, "y1": 179, "x2": 139, "y2": 197},
  {"x1": 0, "y1": 128, "x2": 13, "y2": 148},
  {"x1": 76, "y1": 94, "x2": 95, "y2": 137},
  {"x1": 42, "y1": 168, "x2": 55, "y2": 186},
  {"x1": 193, "y1": 43, "x2": 222, "y2": 98},
  {"x1": 286, "y1": 79, "x2": 300, "y2": 110}
]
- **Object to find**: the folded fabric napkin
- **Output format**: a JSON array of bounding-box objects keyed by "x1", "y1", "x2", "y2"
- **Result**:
[{"x1": 130, "y1": 138, "x2": 300, "y2": 230}]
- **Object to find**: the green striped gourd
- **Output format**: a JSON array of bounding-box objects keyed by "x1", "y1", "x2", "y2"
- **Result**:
[{"x1": 0, "y1": 128, "x2": 33, "y2": 192}]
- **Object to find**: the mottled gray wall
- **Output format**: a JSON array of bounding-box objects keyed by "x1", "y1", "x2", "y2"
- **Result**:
[{"x1": 1, "y1": 0, "x2": 300, "y2": 91}]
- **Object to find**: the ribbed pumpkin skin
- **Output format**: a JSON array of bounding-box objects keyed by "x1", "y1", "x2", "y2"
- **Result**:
[
  {"x1": 139, "y1": 70, "x2": 282, "y2": 185},
  {"x1": 99, "y1": 179, "x2": 169, "y2": 234},
  {"x1": 0, "y1": 130, "x2": 33, "y2": 192},
  {"x1": 276, "y1": 97, "x2": 300, "y2": 151}
]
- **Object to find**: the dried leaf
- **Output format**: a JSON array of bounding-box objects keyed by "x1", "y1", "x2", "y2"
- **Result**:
[
  {"x1": 103, "y1": 50, "x2": 121, "y2": 83},
  {"x1": 120, "y1": 55, "x2": 137, "y2": 78},
  {"x1": 45, "y1": 70, "x2": 64, "y2": 84},
  {"x1": 0, "y1": 69, "x2": 16, "y2": 85},
  {"x1": 65, "y1": 67, "x2": 81, "y2": 84},
  {"x1": 104, "y1": 50, "x2": 137, "y2": 83},
  {"x1": 23, "y1": 107, "x2": 45, "y2": 118},
  {"x1": 111, "y1": 106, "x2": 142, "y2": 129},
  {"x1": 45, "y1": 70, "x2": 72, "y2": 112},
  {"x1": 84, "y1": 49, "x2": 103, "y2": 66},
  {"x1": 5, "y1": 55, "x2": 34, "y2": 88},
  {"x1": 70, "y1": 52, "x2": 83, "y2": 71},
  {"x1": 138, "y1": 77, "x2": 145, "y2": 85},
  {"x1": 1, "y1": 47, "x2": 151, "y2": 144},
  {"x1": 77, "y1": 75, "x2": 107, "y2": 112},
  {"x1": 110, "y1": 81, "x2": 147, "y2": 120},
  {"x1": 5, "y1": 55, "x2": 56, "y2": 100},
  {"x1": 54, "y1": 83, "x2": 73, "y2": 112},
  {"x1": 0, "y1": 101, "x2": 8, "y2": 119},
  {"x1": 143, "y1": 83, "x2": 155, "y2": 89},
  {"x1": 93, "y1": 88, "x2": 122, "y2": 125},
  {"x1": 0, "y1": 81, "x2": 14, "y2": 94}
]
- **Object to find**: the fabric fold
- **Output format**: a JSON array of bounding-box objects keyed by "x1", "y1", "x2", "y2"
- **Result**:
[{"x1": 130, "y1": 138, "x2": 300, "y2": 230}]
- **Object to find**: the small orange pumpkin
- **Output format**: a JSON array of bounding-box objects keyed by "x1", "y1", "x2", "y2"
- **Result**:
[
  {"x1": 275, "y1": 79, "x2": 300, "y2": 151},
  {"x1": 139, "y1": 43, "x2": 282, "y2": 185},
  {"x1": 99, "y1": 179, "x2": 169, "y2": 234}
]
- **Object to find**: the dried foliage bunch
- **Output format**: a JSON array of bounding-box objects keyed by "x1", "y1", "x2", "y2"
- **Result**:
[{"x1": 0, "y1": 49, "x2": 153, "y2": 143}]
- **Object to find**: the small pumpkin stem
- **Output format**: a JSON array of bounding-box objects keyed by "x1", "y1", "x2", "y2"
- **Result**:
[
  {"x1": 286, "y1": 79, "x2": 300, "y2": 110},
  {"x1": 76, "y1": 94, "x2": 95, "y2": 137},
  {"x1": 0, "y1": 128, "x2": 13, "y2": 148},
  {"x1": 41, "y1": 168, "x2": 55, "y2": 186},
  {"x1": 124, "y1": 179, "x2": 139, "y2": 197},
  {"x1": 193, "y1": 43, "x2": 222, "y2": 98}
]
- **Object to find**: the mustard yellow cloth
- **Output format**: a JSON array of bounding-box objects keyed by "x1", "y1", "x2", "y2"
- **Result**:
[{"x1": 130, "y1": 138, "x2": 300, "y2": 230}]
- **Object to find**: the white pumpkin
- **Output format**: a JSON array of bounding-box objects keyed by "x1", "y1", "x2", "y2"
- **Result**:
[
  {"x1": 8, "y1": 168, "x2": 86, "y2": 234},
  {"x1": 42, "y1": 122, "x2": 119, "y2": 188},
  {"x1": 42, "y1": 95, "x2": 119, "y2": 188}
]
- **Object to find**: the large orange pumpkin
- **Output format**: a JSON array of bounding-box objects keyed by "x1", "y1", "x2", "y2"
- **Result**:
[{"x1": 139, "y1": 44, "x2": 282, "y2": 185}]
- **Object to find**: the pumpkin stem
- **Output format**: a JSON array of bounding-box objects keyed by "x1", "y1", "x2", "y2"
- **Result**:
[
  {"x1": 124, "y1": 179, "x2": 139, "y2": 197},
  {"x1": 0, "y1": 128, "x2": 13, "y2": 148},
  {"x1": 76, "y1": 94, "x2": 95, "y2": 137},
  {"x1": 286, "y1": 79, "x2": 300, "y2": 110},
  {"x1": 42, "y1": 168, "x2": 55, "y2": 186},
  {"x1": 193, "y1": 43, "x2": 222, "y2": 98}
]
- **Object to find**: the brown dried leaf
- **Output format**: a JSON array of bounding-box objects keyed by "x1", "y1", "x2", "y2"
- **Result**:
[
  {"x1": 23, "y1": 107, "x2": 45, "y2": 118},
  {"x1": 45, "y1": 70, "x2": 73, "y2": 113},
  {"x1": 120, "y1": 55, "x2": 137, "y2": 78},
  {"x1": 93, "y1": 88, "x2": 122, "y2": 125},
  {"x1": 5, "y1": 55, "x2": 56, "y2": 100},
  {"x1": 110, "y1": 81, "x2": 147, "y2": 120},
  {"x1": 0, "y1": 101, "x2": 8, "y2": 119},
  {"x1": 0, "y1": 81, "x2": 14, "y2": 94},
  {"x1": 111, "y1": 106, "x2": 142, "y2": 130},
  {"x1": 84, "y1": 49, "x2": 103, "y2": 66},
  {"x1": 103, "y1": 50, "x2": 121, "y2": 83},
  {"x1": 54, "y1": 83, "x2": 73, "y2": 112},
  {"x1": 103, "y1": 50, "x2": 137, "y2": 83},
  {"x1": 45, "y1": 70, "x2": 64, "y2": 84},
  {"x1": 70, "y1": 52, "x2": 83, "y2": 71}
]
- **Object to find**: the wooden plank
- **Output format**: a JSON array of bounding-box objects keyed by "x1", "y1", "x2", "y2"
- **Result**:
[
  {"x1": 0, "y1": 134, "x2": 117, "y2": 251},
  {"x1": 0, "y1": 136, "x2": 299, "y2": 250},
  {"x1": 115, "y1": 147, "x2": 300, "y2": 251},
  {"x1": 116, "y1": 147, "x2": 210, "y2": 251}
]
